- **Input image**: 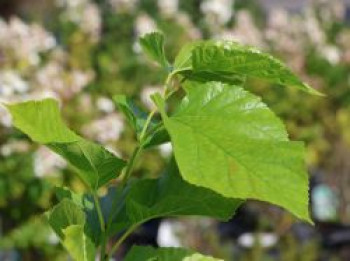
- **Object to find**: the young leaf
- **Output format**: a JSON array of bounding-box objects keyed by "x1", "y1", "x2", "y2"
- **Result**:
[
  {"x1": 47, "y1": 199, "x2": 86, "y2": 238},
  {"x1": 106, "y1": 159, "x2": 242, "y2": 236},
  {"x1": 55, "y1": 187, "x2": 102, "y2": 243},
  {"x1": 62, "y1": 225, "x2": 96, "y2": 261},
  {"x1": 114, "y1": 95, "x2": 149, "y2": 137},
  {"x1": 46, "y1": 199, "x2": 97, "y2": 261},
  {"x1": 114, "y1": 95, "x2": 170, "y2": 147},
  {"x1": 153, "y1": 81, "x2": 311, "y2": 223},
  {"x1": 5, "y1": 99, "x2": 126, "y2": 190},
  {"x1": 139, "y1": 32, "x2": 170, "y2": 69},
  {"x1": 173, "y1": 41, "x2": 245, "y2": 85},
  {"x1": 125, "y1": 246, "x2": 223, "y2": 261},
  {"x1": 191, "y1": 41, "x2": 322, "y2": 95},
  {"x1": 173, "y1": 41, "x2": 201, "y2": 72}
]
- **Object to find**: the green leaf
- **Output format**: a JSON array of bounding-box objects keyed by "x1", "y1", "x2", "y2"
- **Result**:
[
  {"x1": 46, "y1": 199, "x2": 97, "y2": 260},
  {"x1": 173, "y1": 41, "x2": 245, "y2": 85},
  {"x1": 114, "y1": 95, "x2": 149, "y2": 137},
  {"x1": 173, "y1": 42, "x2": 200, "y2": 72},
  {"x1": 125, "y1": 246, "x2": 223, "y2": 261},
  {"x1": 107, "y1": 159, "x2": 242, "y2": 235},
  {"x1": 153, "y1": 81, "x2": 311, "y2": 222},
  {"x1": 5, "y1": 99, "x2": 126, "y2": 190},
  {"x1": 142, "y1": 124, "x2": 170, "y2": 148},
  {"x1": 55, "y1": 187, "x2": 101, "y2": 242},
  {"x1": 114, "y1": 95, "x2": 170, "y2": 147},
  {"x1": 139, "y1": 32, "x2": 170, "y2": 69},
  {"x1": 62, "y1": 225, "x2": 96, "y2": 261},
  {"x1": 47, "y1": 199, "x2": 86, "y2": 238},
  {"x1": 191, "y1": 41, "x2": 322, "y2": 95}
]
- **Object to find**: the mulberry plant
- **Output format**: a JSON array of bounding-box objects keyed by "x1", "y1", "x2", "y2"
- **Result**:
[{"x1": 3, "y1": 32, "x2": 321, "y2": 260}]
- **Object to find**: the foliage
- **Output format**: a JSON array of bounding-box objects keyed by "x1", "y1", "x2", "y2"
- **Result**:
[{"x1": 4, "y1": 32, "x2": 318, "y2": 260}]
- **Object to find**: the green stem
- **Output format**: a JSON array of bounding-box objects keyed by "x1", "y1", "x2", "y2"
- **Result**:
[
  {"x1": 93, "y1": 193, "x2": 106, "y2": 261},
  {"x1": 120, "y1": 145, "x2": 142, "y2": 188},
  {"x1": 139, "y1": 108, "x2": 157, "y2": 143},
  {"x1": 107, "y1": 224, "x2": 139, "y2": 260},
  {"x1": 93, "y1": 193, "x2": 105, "y2": 233},
  {"x1": 103, "y1": 73, "x2": 176, "y2": 259}
]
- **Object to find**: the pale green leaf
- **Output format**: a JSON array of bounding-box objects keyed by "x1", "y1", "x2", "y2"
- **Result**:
[
  {"x1": 125, "y1": 246, "x2": 223, "y2": 261},
  {"x1": 6, "y1": 99, "x2": 126, "y2": 190},
  {"x1": 47, "y1": 199, "x2": 86, "y2": 238},
  {"x1": 139, "y1": 32, "x2": 169, "y2": 69},
  {"x1": 55, "y1": 187, "x2": 101, "y2": 242},
  {"x1": 47, "y1": 199, "x2": 97, "y2": 260},
  {"x1": 153, "y1": 81, "x2": 311, "y2": 222},
  {"x1": 107, "y1": 159, "x2": 242, "y2": 235},
  {"x1": 62, "y1": 225, "x2": 96, "y2": 261}
]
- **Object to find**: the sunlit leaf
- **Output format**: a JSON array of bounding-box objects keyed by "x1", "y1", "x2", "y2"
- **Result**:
[
  {"x1": 153, "y1": 81, "x2": 311, "y2": 222},
  {"x1": 6, "y1": 99, "x2": 126, "y2": 190},
  {"x1": 139, "y1": 32, "x2": 170, "y2": 69}
]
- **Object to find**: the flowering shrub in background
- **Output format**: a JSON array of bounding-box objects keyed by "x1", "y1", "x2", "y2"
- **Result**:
[{"x1": 0, "y1": 0, "x2": 350, "y2": 260}]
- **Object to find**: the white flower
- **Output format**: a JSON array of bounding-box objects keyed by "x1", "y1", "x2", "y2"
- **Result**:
[
  {"x1": 216, "y1": 10, "x2": 264, "y2": 48},
  {"x1": 82, "y1": 113, "x2": 124, "y2": 143},
  {"x1": 320, "y1": 45, "x2": 340, "y2": 65},
  {"x1": 0, "y1": 17, "x2": 56, "y2": 66},
  {"x1": 0, "y1": 71, "x2": 29, "y2": 97},
  {"x1": 140, "y1": 85, "x2": 163, "y2": 110},
  {"x1": 57, "y1": 0, "x2": 101, "y2": 42},
  {"x1": 158, "y1": 142, "x2": 172, "y2": 158},
  {"x1": 81, "y1": 3, "x2": 101, "y2": 42},
  {"x1": 0, "y1": 140, "x2": 30, "y2": 156},
  {"x1": 158, "y1": 0, "x2": 178, "y2": 16},
  {"x1": 97, "y1": 97, "x2": 115, "y2": 113},
  {"x1": 135, "y1": 14, "x2": 157, "y2": 38},
  {"x1": 303, "y1": 9, "x2": 326, "y2": 46},
  {"x1": 34, "y1": 146, "x2": 66, "y2": 178},
  {"x1": 0, "y1": 106, "x2": 11, "y2": 127},
  {"x1": 201, "y1": 0, "x2": 234, "y2": 25}
]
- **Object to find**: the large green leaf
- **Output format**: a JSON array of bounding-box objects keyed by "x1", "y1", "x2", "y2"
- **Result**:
[
  {"x1": 107, "y1": 159, "x2": 242, "y2": 235},
  {"x1": 153, "y1": 81, "x2": 311, "y2": 222},
  {"x1": 173, "y1": 40, "x2": 321, "y2": 95},
  {"x1": 62, "y1": 225, "x2": 96, "y2": 261},
  {"x1": 125, "y1": 246, "x2": 223, "y2": 261},
  {"x1": 46, "y1": 199, "x2": 96, "y2": 261},
  {"x1": 139, "y1": 32, "x2": 170, "y2": 69},
  {"x1": 5, "y1": 99, "x2": 126, "y2": 190}
]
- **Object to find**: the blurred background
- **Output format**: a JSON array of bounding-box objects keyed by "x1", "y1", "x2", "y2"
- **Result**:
[{"x1": 0, "y1": 0, "x2": 349, "y2": 260}]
